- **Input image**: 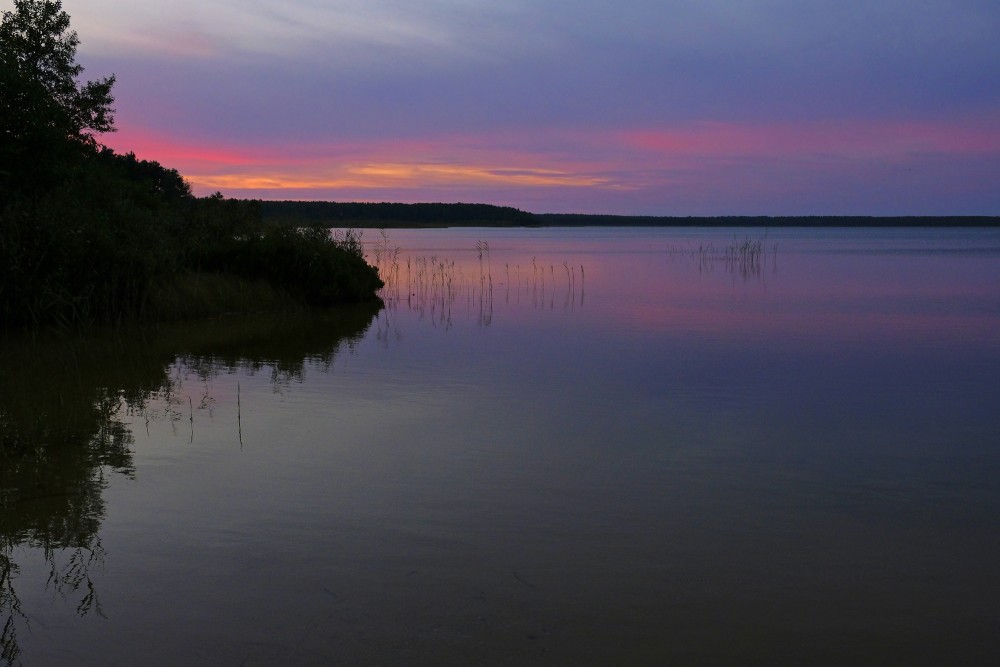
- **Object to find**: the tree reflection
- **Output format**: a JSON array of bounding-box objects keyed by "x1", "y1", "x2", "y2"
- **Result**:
[{"x1": 0, "y1": 305, "x2": 379, "y2": 664}]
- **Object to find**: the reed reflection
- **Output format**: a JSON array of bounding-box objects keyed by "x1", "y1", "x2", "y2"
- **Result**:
[
  {"x1": 368, "y1": 234, "x2": 588, "y2": 342},
  {"x1": 0, "y1": 306, "x2": 378, "y2": 665},
  {"x1": 665, "y1": 234, "x2": 779, "y2": 283}
]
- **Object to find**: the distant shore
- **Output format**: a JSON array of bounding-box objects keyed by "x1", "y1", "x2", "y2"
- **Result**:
[
  {"x1": 256, "y1": 201, "x2": 1000, "y2": 229},
  {"x1": 534, "y1": 214, "x2": 1000, "y2": 227}
]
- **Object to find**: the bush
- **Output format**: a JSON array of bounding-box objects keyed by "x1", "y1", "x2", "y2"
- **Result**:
[
  {"x1": 1, "y1": 155, "x2": 382, "y2": 330},
  {"x1": 188, "y1": 220, "x2": 383, "y2": 305},
  {"x1": 1, "y1": 2, "x2": 383, "y2": 330}
]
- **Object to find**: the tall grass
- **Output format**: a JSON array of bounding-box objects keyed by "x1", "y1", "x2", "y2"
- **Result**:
[
  {"x1": 370, "y1": 233, "x2": 585, "y2": 330},
  {"x1": 666, "y1": 233, "x2": 778, "y2": 279}
]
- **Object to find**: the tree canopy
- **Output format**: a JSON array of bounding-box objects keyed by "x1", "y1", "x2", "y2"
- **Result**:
[
  {"x1": 0, "y1": 1, "x2": 380, "y2": 329},
  {"x1": 0, "y1": 0, "x2": 115, "y2": 193}
]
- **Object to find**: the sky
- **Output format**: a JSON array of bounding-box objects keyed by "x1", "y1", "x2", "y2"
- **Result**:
[{"x1": 43, "y1": 1, "x2": 1000, "y2": 214}]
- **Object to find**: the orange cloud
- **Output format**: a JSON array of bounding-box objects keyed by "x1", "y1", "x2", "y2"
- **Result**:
[
  {"x1": 103, "y1": 116, "x2": 999, "y2": 209},
  {"x1": 189, "y1": 163, "x2": 609, "y2": 192},
  {"x1": 106, "y1": 125, "x2": 620, "y2": 195},
  {"x1": 349, "y1": 163, "x2": 609, "y2": 187}
]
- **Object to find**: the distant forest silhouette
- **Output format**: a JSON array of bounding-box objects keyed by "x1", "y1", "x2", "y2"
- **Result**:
[
  {"x1": 3, "y1": 1, "x2": 996, "y2": 330},
  {"x1": 256, "y1": 201, "x2": 999, "y2": 229}
]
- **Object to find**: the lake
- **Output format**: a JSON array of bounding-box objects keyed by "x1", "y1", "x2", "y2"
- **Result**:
[{"x1": 2, "y1": 227, "x2": 999, "y2": 665}]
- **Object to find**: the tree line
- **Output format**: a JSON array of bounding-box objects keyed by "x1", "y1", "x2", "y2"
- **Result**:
[
  {"x1": 534, "y1": 214, "x2": 1000, "y2": 227},
  {"x1": 257, "y1": 200, "x2": 538, "y2": 228},
  {"x1": 1, "y1": 0, "x2": 382, "y2": 331},
  {"x1": 256, "y1": 203, "x2": 999, "y2": 230}
]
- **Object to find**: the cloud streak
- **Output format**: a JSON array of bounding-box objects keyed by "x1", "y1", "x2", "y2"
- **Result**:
[{"x1": 58, "y1": 0, "x2": 1000, "y2": 213}]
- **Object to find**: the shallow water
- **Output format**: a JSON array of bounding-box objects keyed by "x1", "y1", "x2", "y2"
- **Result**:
[{"x1": 2, "y1": 227, "x2": 999, "y2": 665}]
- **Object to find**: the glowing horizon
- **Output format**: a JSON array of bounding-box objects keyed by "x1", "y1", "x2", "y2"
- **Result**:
[{"x1": 55, "y1": 0, "x2": 1000, "y2": 214}]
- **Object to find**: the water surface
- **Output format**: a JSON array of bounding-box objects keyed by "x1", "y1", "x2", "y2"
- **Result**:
[{"x1": 2, "y1": 227, "x2": 999, "y2": 665}]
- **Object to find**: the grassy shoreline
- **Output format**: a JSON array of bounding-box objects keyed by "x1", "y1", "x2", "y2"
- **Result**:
[{"x1": 1, "y1": 172, "x2": 384, "y2": 332}]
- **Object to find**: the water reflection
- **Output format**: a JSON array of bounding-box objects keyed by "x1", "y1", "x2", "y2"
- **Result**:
[
  {"x1": 3, "y1": 228, "x2": 998, "y2": 665},
  {"x1": 0, "y1": 306, "x2": 378, "y2": 665},
  {"x1": 662, "y1": 234, "x2": 780, "y2": 285},
  {"x1": 370, "y1": 238, "x2": 591, "y2": 340}
]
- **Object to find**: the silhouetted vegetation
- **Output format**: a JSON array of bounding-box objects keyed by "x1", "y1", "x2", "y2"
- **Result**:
[
  {"x1": 257, "y1": 200, "x2": 538, "y2": 228},
  {"x1": 257, "y1": 202, "x2": 999, "y2": 230},
  {"x1": 4, "y1": 1, "x2": 991, "y2": 332},
  {"x1": 0, "y1": 1, "x2": 381, "y2": 331},
  {"x1": 535, "y1": 214, "x2": 1000, "y2": 227}
]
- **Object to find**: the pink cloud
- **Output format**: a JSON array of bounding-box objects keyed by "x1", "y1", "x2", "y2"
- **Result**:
[
  {"x1": 104, "y1": 126, "x2": 298, "y2": 167},
  {"x1": 100, "y1": 115, "x2": 999, "y2": 214},
  {"x1": 103, "y1": 125, "x2": 622, "y2": 197}
]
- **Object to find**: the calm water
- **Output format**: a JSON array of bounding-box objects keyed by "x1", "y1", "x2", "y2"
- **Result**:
[{"x1": 2, "y1": 227, "x2": 999, "y2": 665}]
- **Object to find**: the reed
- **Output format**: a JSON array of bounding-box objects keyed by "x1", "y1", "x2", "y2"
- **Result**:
[
  {"x1": 666, "y1": 233, "x2": 776, "y2": 279},
  {"x1": 370, "y1": 232, "x2": 585, "y2": 322},
  {"x1": 237, "y1": 383, "x2": 243, "y2": 449}
]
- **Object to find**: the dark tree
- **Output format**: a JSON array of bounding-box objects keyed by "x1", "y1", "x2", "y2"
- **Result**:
[
  {"x1": 0, "y1": 2, "x2": 381, "y2": 329},
  {"x1": 0, "y1": 0, "x2": 115, "y2": 193}
]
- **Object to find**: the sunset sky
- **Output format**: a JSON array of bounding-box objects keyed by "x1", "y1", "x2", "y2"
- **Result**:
[{"x1": 54, "y1": 0, "x2": 1000, "y2": 215}]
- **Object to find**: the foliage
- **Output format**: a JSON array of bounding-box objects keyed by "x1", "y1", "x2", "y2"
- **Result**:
[
  {"x1": 0, "y1": 0, "x2": 114, "y2": 195},
  {"x1": 258, "y1": 200, "x2": 539, "y2": 228},
  {"x1": 172, "y1": 196, "x2": 382, "y2": 306},
  {"x1": 0, "y1": 1, "x2": 382, "y2": 331},
  {"x1": 0, "y1": 152, "x2": 382, "y2": 328},
  {"x1": 535, "y1": 214, "x2": 1000, "y2": 227}
]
